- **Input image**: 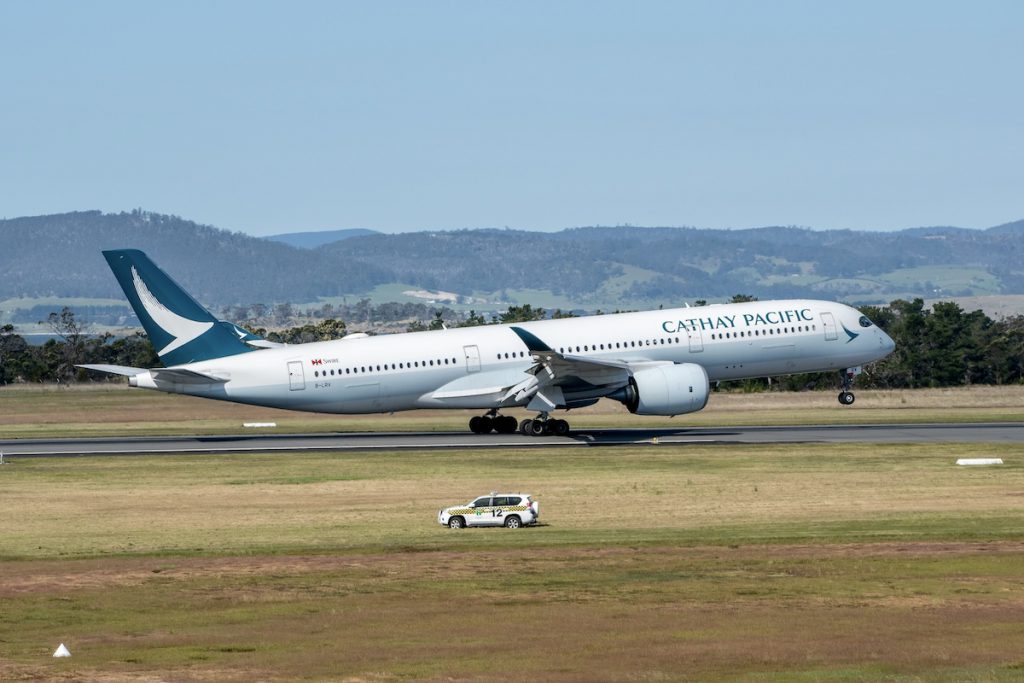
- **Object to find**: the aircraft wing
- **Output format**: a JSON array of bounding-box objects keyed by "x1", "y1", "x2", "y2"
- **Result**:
[
  {"x1": 505, "y1": 326, "x2": 668, "y2": 411},
  {"x1": 77, "y1": 364, "x2": 229, "y2": 385}
]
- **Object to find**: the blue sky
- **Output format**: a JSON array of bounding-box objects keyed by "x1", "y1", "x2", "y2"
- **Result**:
[{"x1": 2, "y1": 1, "x2": 1021, "y2": 235}]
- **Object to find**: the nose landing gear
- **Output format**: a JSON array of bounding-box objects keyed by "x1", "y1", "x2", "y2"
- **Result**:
[{"x1": 838, "y1": 367, "x2": 861, "y2": 405}]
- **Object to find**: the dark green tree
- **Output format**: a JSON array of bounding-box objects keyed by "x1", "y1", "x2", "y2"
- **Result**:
[{"x1": 499, "y1": 304, "x2": 546, "y2": 323}]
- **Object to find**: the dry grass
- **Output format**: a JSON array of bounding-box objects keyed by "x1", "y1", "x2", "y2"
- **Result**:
[
  {"x1": 2, "y1": 384, "x2": 1023, "y2": 439},
  {"x1": 3, "y1": 444, "x2": 1023, "y2": 559},
  {"x1": 4, "y1": 544, "x2": 1024, "y2": 682},
  {"x1": 2, "y1": 444, "x2": 1024, "y2": 680}
]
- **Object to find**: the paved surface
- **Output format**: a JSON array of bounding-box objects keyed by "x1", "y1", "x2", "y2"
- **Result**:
[{"x1": 1, "y1": 423, "x2": 1022, "y2": 457}]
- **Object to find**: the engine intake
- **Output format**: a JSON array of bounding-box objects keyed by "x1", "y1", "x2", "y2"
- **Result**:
[{"x1": 612, "y1": 363, "x2": 710, "y2": 416}]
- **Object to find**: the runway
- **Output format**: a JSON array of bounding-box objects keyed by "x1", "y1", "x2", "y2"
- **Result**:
[{"x1": 2, "y1": 422, "x2": 1022, "y2": 457}]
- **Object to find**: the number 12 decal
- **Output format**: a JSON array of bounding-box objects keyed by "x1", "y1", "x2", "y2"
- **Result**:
[{"x1": 492, "y1": 509, "x2": 504, "y2": 518}]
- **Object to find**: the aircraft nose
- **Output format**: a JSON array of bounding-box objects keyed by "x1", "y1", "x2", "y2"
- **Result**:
[{"x1": 879, "y1": 329, "x2": 895, "y2": 353}]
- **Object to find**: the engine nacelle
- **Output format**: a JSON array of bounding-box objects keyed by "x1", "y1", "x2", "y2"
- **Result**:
[{"x1": 612, "y1": 363, "x2": 710, "y2": 416}]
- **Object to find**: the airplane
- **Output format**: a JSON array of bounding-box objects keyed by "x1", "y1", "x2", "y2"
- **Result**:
[{"x1": 80, "y1": 249, "x2": 895, "y2": 436}]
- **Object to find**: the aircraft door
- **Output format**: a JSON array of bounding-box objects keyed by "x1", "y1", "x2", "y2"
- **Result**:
[
  {"x1": 821, "y1": 312, "x2": 838, "y2": 341},
  {"x1": 463, "y1": 345, "x2": 481, "y2": 373},
  {"x1": 688, "y1": 326, "x2": 704, "y2": 353},
  {"x1": 287, "y1": 361, "x2": 305, "y2": 390}
]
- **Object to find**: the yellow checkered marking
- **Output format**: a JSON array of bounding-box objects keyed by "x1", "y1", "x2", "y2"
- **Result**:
[{"x1": 448, "y1": 505, "x2": 529, "y2": 515}]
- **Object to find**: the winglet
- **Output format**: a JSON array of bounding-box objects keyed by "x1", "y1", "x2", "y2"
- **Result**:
[{"x1": 510, "y1": 326, "x2": 554, "y2": 353}]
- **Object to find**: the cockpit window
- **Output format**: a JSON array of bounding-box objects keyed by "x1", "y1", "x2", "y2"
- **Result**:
[{"x1": 858, "y1": 316, "x2": 874, "y2": 328}]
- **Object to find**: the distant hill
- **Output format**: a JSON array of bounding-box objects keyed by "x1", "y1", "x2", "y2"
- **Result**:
[
  {"x1": 0, "y1": 210, "x2": 389, "y2": 305},
  {"x1": 3, "y1": 210, "x2": 1024, "y2": 313},
  {"x1": 264, "y1": 228, "x2": 380, "y2": 249},
  {"x1": 986, "y1": 219, "x2": 1024, "y2": 236}
]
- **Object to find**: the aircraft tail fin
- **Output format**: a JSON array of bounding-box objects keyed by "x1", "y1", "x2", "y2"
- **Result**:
[{"x1": 102, "y1": 249, "x2": 255, "y2": 366}]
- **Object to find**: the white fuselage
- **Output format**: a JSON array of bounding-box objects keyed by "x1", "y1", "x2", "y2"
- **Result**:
[{"x1": 132, "y1": 299, "x2": 894, "y2": 414}]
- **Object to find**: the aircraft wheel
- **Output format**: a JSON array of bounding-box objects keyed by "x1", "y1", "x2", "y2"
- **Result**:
[
  {"x1": 551, "y1": 419, "x2": 570, "y2": 436},
  {"x1": 528, "y1": 420, "x2": 547, "y2": 437},
  {"x1": 498, "y1": 415, "x2": 518, "y2": 433},
  {"x1": 469, "y1": 415, "x2": 493, "y2": 434},
  {"x1": 519, "y1": 419, "x2": 533, "y2": 435},
  {"x1": 838, "y1": 391, "x2": 855, "y2": 405}
]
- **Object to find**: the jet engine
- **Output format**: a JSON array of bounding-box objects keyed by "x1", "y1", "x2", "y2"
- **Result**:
[{"x1": 611, "y1": 363, "x2": 710, "y2": 416}]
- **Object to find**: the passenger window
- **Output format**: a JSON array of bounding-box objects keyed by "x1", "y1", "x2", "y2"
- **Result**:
[
  {"x1": 506, "y1": 496, "x2": 522, "y2": 506},
  {"x1": 493, "y1": 497, "x2": 510, "y2": 506},
  {"x1": 472, "y1": 497, "x2": 491, "y2": 508}
]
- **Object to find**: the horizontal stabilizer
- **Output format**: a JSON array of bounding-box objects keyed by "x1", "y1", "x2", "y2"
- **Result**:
[
  {"x1": 245, "y1": 339, "x2": 286, "y2": 349},
  {"x1": 77, "y1": 364, "x2": 228, "y2": 385},
  {"x1": 77, "y1": 364, "x2": 147, "y2": 377},
  {"x1": 151, "y1": 368, "x2": 229, "y2": 385}
]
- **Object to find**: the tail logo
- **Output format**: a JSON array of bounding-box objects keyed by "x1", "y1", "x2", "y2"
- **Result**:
[{"x1": 131, "y1": 266, "x2": 213, "y2": 356}]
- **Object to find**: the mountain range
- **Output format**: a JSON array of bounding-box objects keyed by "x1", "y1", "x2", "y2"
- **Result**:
[{"x1": 2, "y1": 210, "x2": 1024, "y2": 315}]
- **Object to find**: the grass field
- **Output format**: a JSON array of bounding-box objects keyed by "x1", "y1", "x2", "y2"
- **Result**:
[
  {"x1": 2, "y1": 442, "x2": 1024, "y2": 681},
  {"x1": 1, "y1": 387, "x2": 1023, "y2": 681},
  {"x1": 2, "y1": 384, "x2": 1024, "y2": 439}
]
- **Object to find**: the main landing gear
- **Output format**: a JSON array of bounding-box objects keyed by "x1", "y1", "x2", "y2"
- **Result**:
[
  {"x1": 838, "y1": 367, "x2": 860, "y2": 405},
  {"x1": 468, "y1": 411, "x2": 571, "y2": 436},
  {"x1": 518, "y1": 413, "x2": 570, "y2": 437},
  {"x1": 468, "y1": 410, "x2": 518, "y2": 434}
]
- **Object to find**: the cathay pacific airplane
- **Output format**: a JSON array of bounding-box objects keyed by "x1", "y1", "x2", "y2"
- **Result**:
[{"x1": 80, "y1": 250, "x2": 895, "y2": 436}]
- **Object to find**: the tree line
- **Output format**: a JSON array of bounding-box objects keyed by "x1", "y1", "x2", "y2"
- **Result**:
[{"x1": 2, "y1": 300, "x2": 1022, "y2": 389}]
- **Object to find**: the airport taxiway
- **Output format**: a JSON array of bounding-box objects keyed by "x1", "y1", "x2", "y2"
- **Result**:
[{"x1": 1, "y1": 422, "x2": 1022, "y2": 457}]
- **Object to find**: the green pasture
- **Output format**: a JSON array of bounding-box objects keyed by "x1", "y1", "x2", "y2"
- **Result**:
[{"x1": 879, "y1": 266, "x2": 1001, "y2": 295}]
